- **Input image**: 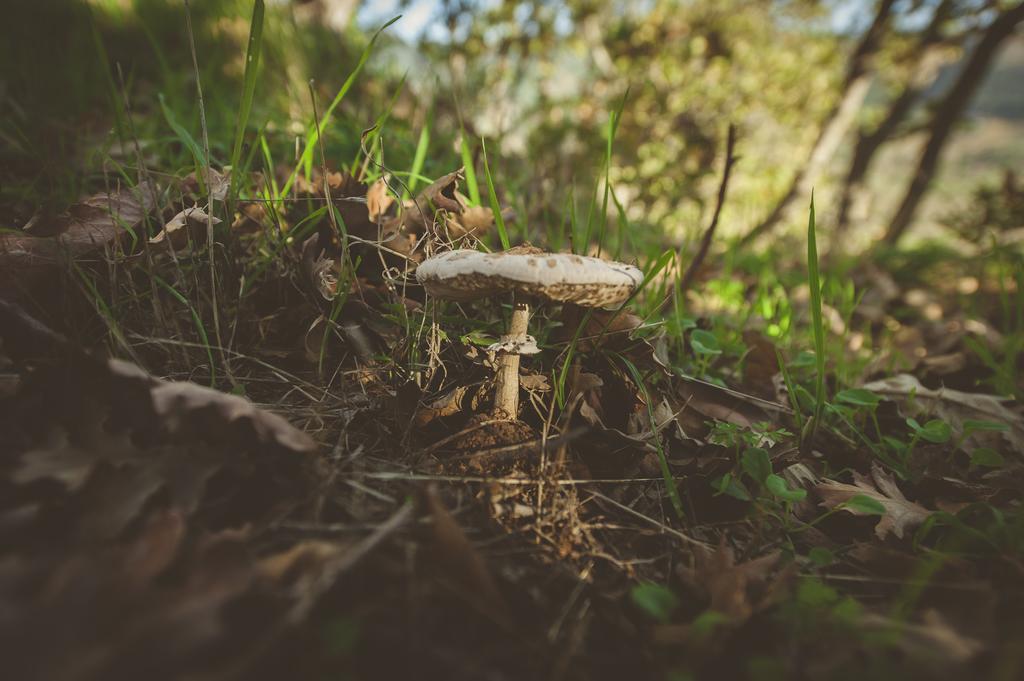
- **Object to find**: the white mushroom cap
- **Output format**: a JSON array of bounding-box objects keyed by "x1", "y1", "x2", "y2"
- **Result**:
[{"x1": 416, "y1": 247, "x2": 643, "y2": 309}]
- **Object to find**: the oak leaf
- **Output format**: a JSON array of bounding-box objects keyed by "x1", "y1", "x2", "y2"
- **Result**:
[{"x1": 816, "y1": 464, "x2": 932, "y2": 539}]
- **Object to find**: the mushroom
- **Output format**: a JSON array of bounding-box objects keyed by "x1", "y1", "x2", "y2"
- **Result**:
[{"x1": 416, "y1": 245, "x2": 643, "y2": 419}]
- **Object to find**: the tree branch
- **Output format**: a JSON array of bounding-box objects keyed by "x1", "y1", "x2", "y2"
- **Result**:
[
  {"x1": 665, "y1": 124, "x2": 738, "y2": 312},
  {"x1": 884, "y1": 1, "x2": 1024, "y2": 244}
]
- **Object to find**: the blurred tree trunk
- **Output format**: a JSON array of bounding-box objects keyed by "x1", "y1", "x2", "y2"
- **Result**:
[
  {"x1": 884, "y1": 1, "x2": 1024, "y2": 244},
  {"x1": 739, "y1": 0, "x2": 897, "y2": 247},
  {"x1": 835, "y1": 0, "x2": 954, "y2": 236}
]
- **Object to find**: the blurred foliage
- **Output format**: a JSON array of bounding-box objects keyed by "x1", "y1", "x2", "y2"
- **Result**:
[
  {"x1": 943, "y1": 169, "x2": 1024, "y2": 241},
  {"x1": 4, "y1": 0, "x2": 1020, "y2": 249},
  {"x1": 429, "y1": 0, "x2": 844, "y2": 243}
]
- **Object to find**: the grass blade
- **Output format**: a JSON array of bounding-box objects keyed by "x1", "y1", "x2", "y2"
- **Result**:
[
  {"x1": 354, "y1": 72, "x2": 408, "y2": 177},
  {"x1": 158, "y1": 93, "x2": 206, "y2": 170},
  {"x1": 806, "y1": 192, "x2": 826, "y2": 438},
  {"x1": 281, "y1": 15, "x2": 400, "y2": 198},
  {"x1": 88, "y1": 5, "x2": 127, "y2": 138},
  {"x1": 460, "y1": 134, "x2": 481, "y2": 205},
  {"x1": 776, "y1": 348, "x2": 805, "y2": 436},
  {"x1": 229, "y1": 0, "x2": 265, "y2": 205},
  {"x1": 597, "y1": 88, "x2": 628, "y2": 256},
  {"x1": 153, "y1": 274, "x2": 216, "y2": 386},
  {"x1": 618, "y1": 354, "x2": 687, "y2": 522},
  {"x1": 406, "y1": 116, "x2": 431, "y2": 197},
  {"x1": 481, "y1": 137, "x2": 510, "y2": 250},
  {"x1": 554, "y1": 308, "x2": 592, "y2": 409}
]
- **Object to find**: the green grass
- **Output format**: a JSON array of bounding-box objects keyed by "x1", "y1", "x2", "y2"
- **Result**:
[
  {"x1": 405, "y1": 117, "x2": 431, "y2": 197},
  {"x1": 153, "y1": 274, "x2": 216, "y2": 385},
  {"x1": 281, "y1": 15, "x2": 401, "y2": 198},
  {"x1": 806, "y1": 193, "x2": 826, "y2": 443},
  {"x1": 459, "y1": 134, "x2": 481, "y2": 206},
  {"x1": 480, "y1": 137, "x2": 511, "y2": 250},
  {"x1": 618, "y1": 353, "x2": 687, "y2": 522},
  {"x1": 228, "y1": 0, "x2": 265, "y2": 205}
]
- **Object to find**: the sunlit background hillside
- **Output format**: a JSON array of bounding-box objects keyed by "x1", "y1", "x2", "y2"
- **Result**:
[{"x1": 5, "y1": 0, "x2": 1023, "y2": 252}]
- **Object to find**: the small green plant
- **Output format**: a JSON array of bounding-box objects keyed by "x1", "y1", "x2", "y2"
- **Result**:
[
  {"x1": 778, "y1": 578, "x2": 863, "y2": 636},
  {"x1": 904, "y1": 417, "x2": 952, "y2": 461},
  {"x1": 689, "y1": 328, "x2": 721, "y2": 378},
  {"x1": 711, "y1": 442, "x2": 805, "y2": 512},
  {"x1": 630, "y1": 582, "x2": 679, "y2": 623},
  {"x1": 708, "y1": 421, "x2": 793, "y2": 452}
]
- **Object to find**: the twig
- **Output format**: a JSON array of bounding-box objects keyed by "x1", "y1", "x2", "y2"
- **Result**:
[
  {"x1": 288, "y1": 500, "x2": 415, "y2": 622},
  {"x1": 668, "y1": 124, "x2": 738, "y2": 310},
  {"x1": 588, "y1": 490, "x2": 711, "y2": 549}
]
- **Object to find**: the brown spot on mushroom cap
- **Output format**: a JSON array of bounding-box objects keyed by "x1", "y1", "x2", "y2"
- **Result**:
[{"x1": 415, "y1": 248, "x2": 643, "y2": 309}]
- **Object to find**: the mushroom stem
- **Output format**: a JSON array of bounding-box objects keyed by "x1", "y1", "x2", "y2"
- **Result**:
[{"x1": 493, "y1": 294, "x2": 530, "y2": 419}]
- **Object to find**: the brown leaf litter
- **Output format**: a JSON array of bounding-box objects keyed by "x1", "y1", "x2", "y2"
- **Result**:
[
  {"x1": 0, "y1": 182, "x2": 157, "y2": 298},
  {"x1": 816, "y1": 463, "x2": 933, "y2": 540},
  {"x1": 864, "y1": 373, "x2": 1024, "y2": 454}
]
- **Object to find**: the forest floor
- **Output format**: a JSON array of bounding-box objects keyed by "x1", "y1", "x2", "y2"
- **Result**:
[{"x1": 2, "y1": 11, "x2": 1024, "y2": 681}]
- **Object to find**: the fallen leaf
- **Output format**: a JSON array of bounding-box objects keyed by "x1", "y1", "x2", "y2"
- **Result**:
[
  {"x1": 441, "y1": 188, "x2": 495, "y2": 240},
  {"x1": 816, "y1": 464, "x2": 932, "y2": 539},
  {"x1": 863, "y1": 373, "x2": 1024, "y2": 454},
  {"x1": 422, "y1": 485, "x2": 510, "y2": 627},
  {"x1": 414, "y1": 385, "x2": 468, "y2": 427},
  {"x1": 366, "y1": 176, "x2": 394, "y2": 221},
  {"x1": 121, "y1": 510, "x2": 186, "y2": 587},
  {"x1": 519, "y1": 373, "x2": 550, "y2": 391},
  {"x1": 674, "y1": 377, "x2": 774, "y2": 434},
  {"x1": 859, "y1": 611, "x2": 983, "y2": 665},
  {"x1": 301, "y1": 233, "x2": 341, "y2": 301},
  {"x1": 149, "y1": 205, "x2": 222, "y2": 246},
  {"x1": 182, "y1": 167, "x2": 230, "y2": 202},
  {"x1": 128, "y1": 364, "x2": 317, "y2": 455},
  {"x1": 0, "y1": 183, "x2": 156, "y2": 298},
  {"x1": 556, "y1": 304, "x2": 643, "y2": 351},
  {"x1": 677, "y1": 540, "x2": 791, "y2": 623},
  {"x1": 740, "y1": 330, "x2": 779, "y2": 399}
]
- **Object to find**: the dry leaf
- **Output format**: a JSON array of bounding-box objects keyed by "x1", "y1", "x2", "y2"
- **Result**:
[
  {"x1": 677, "y1": 540, "x2": 790, "y2": 622},
  {"x1": 366, "y1": 176, "x2": 394, "y2": 221},
  {"x1": 414, "y1": 385, "x2": 468, "y2": 427},
  {"x1": 183, "y1": 167, "x2": 230, "y2": 202},
  {"x1": 520, "y1": 373, "x2": 550, "y2": 391},
  {"x1": 149, "y1": 205, "x2": 222, "y2": 246},
  {"x1": 740, "y1": 330, "x2": 780, "y2": 398},
  {"x1": 106, "y1": 360, "x2": 317, "y2": 455},
  {"x1": 258, "y1": 540, "x2": 346, "y2": 586},
  {"x1": 446, "y1": 204, "x2": 493, "y2": 239},
  {"x1": 863, "y1": 373, "x2": 1024, "y2": 453},
  {"x1": 674, "y1": 378, "x2": 773, "y2": 434},
  {"x1": 301, "y1": 233, "x2": 340, "y2": 303},
  {"x1": 121, "y1": 510, "x2": 187, "y2": 587},
  {"x1": 859, "y1": 611, "x2": 983, "y2": 665},
  {"x1": 555, "y1": 304, "x2": 643, "y2": 352},
  {"x1": 816, "y1": 464, "x2": 932, "y2": 539},
  {"x1": 0, "y1": 183, "x2": 156, "y2": 298},
  {"x1": 422, "y1": 486, "x2": 510, "y2": 627}
]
